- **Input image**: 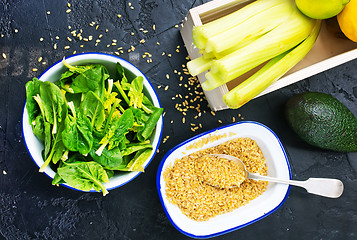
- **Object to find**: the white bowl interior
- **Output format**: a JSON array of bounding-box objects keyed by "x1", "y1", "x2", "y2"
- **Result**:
[
  {"x1": 22, "y1": 53, "x2": 163, "y2": 191},
  {"x1": 157, "y1": 121, "x2": 291, "y2": 238}
]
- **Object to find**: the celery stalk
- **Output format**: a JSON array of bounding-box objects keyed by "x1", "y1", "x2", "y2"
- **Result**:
[
  {"x1": 202, "y1": 5, "x2": 316, "y2": 91},
  {"x1": 213, "y1": 34, "x2": 262, "y2": 59},
  {"x1": 205, "y1": 1, "x2": 294, "y2": 54},
  {"x1": 187, "y1": 34, "x2": 262, "y2": 77},
  {"x1": 192, "y1": 0, "x2": 287, "y2": 50},
  {"x1": 202, "y1": 51, "x2": 215, "y2": 60},
  {"x1": 223, "y1": 20, "x2": 321, "y2": 109},
  {"x1": 187, "y1": 56, "x2": 213, "y2": 76}
]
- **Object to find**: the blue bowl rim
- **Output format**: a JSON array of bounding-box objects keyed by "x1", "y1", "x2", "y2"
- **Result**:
[
  {"x1": 156, "y1": 120, "x2": 291, "y2": 239},
  {"x1": 22, "y1": 52, "x2": 164, "y2": 193}
]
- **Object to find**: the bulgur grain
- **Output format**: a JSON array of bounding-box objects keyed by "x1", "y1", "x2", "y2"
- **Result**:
[
  {"x1": 164, "y1": 137, "x2": 268, "y2": 221},
  {"x1": 195, "y1": 155, "x2": 246, "y2": 189}
]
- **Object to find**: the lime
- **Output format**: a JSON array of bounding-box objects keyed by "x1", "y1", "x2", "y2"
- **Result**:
[{"x1": 295, "y1": 0, "x2": 350, "y2": 19}]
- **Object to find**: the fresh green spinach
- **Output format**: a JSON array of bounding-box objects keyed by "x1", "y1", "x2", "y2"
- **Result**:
[{"x1": 25, "y1": 60, "x2": 163, "y2": 195}]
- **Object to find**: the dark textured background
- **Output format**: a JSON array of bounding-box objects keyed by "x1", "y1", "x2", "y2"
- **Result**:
[{"x1": 0, "y1": 0, "x2": 356, "y2": 239}]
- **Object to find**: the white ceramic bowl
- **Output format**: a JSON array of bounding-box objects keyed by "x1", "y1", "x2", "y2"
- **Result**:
[
  {"x1": 157, "y1": 121, "x2": 291, "y2": 238},
  {"x1": 22, "y1": 52, "x2": 163, "y2": 192}
]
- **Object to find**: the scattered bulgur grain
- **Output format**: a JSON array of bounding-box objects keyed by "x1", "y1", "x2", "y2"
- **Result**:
[
  {"x1": 38, "y1": 57, "x2": 42, "y2": 62},
  {"x1": 2, "y1": 53, "x2": 6, "y2": 59},
  {"x1": 32, "y1": 68, "x2": 38, "y2": 72}
]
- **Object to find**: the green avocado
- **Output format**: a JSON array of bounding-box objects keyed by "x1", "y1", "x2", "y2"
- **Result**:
[{"x1": 285, "y1": 92, "x2": 357, "y2": 152}]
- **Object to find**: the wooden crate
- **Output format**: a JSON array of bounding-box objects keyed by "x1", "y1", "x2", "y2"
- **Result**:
[{"x1": 180, "y1": 0, "x2": 357, "y2": 111}]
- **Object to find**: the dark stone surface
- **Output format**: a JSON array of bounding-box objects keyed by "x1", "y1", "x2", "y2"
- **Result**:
[{"x1": 0, "y1": 0, "x2": 356, "y2": 239}]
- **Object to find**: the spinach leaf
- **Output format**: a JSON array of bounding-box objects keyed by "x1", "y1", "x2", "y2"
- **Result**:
[
  {"x1": 33, "y1": 115, "x2": 45, "y2": 141},
  {"x1": 130, "y1": 108, "x2": 145, "y2": 133},
  {"x1": 62, "y1": 102, "x2": 93, "y2": 155},
  {"x1": 116, "y1": 62, "x2": 130, "y2": 90},
  {"x1": 89, "y1": 145, "x2": 123, "y2": 170},
  {"x1": 52, "y1": 154, "x2": 89, "y2": 185},
  {"x1": 36, "y1": 81, "x2": 68, "y2": 172},
  {"x1": 80, "y1": 91, "x2": 105, "y2": 131},
  {"x1": 57, "y1": 71, "x2": 76, "y2": 93},
  {"x1": 137, "y1": 107, "x2": 163, "y2": 141},
  {"x1": 62, "y1": 60, "x2": 109, "y2": 99},
  {"x1": 43, "y1": 121, "x2": 52, "y2": 159},
  {"x1": 88, "y1": 133, "x2": 124, "y2": 170},
  {"x1": 40, "y1": 123, "x2": 67, "y2": 172},
  {"x1": 113, "y1": 62, "x2": 131, "y2": 105},
  {"x1": 52, "y1": 172, "x2": 65, "y2": 185},
  {"x1": 121, "y1": 148, "x2": 153, "y2": 172},
  {"x1": 52, "y1": 140, "x2": 67, "y2": 165},
  {"x1": 106, "y1": 169, "x2": 114, "y2": 179},
  {"x1": 57, "y1": 161, "x2": 109, "y2": 196},
  {"x1": 128, "y1": 76, "x2": 144, "y2": 109},
  {"x1": 39, "y1": 81, "x2": 66, "y2": 134},
  {"x1": 25, "y1": 78, "x2": 42, "y2": 125},
  {"x1": 96, "y1": 108, "x2": 134, "y2": 155},
  {"x1": 121, "y1": 143, "x2": 152, "y2": 156}
]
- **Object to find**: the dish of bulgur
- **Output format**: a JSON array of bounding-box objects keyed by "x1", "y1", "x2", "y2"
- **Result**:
[{"x1": 163, "y1": 137, "x2": 268, "y2": 221}]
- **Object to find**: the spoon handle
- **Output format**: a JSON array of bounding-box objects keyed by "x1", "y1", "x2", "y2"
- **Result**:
[{"x1": 248, "y1": 173, "x2": 344, "y2": 198}]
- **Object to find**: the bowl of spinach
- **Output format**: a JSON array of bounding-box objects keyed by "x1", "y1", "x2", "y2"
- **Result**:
[{"x1": 22, "y1": 52, "x2": 163, "y2": 195}]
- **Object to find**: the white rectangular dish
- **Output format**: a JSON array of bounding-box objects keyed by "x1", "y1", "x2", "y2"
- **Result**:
[{"x1": 156, "y1": 121, "x2": 291, "y2": 238}]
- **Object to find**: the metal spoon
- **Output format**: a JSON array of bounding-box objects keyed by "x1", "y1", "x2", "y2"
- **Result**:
[{"x1": 208, "y1": 154, "x2": 344, "y2": 198}]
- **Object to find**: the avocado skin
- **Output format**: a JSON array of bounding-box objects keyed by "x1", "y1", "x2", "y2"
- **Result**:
[{"x1": 285, "y1": 92, "x2": 357, "y2": 152}]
